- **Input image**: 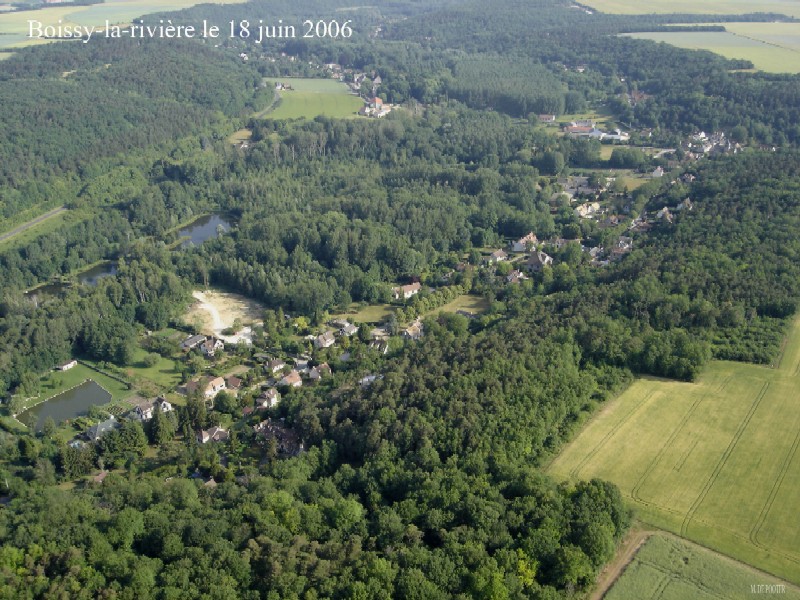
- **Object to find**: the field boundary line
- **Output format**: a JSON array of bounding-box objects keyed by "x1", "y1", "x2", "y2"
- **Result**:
[
  {"x1": 637, "y1": 559, "x2": 729, "y2": 600},
  {"x1": 680, "y1": 382, "x2": 769, "y2": 538},
  {"x1": 749, "y1": 422, "x2": 800, "y2": 557},
  {"x1": 631, "y1": 393, "x2": 705, "y2": 503},
  {"x1": 568, "y1": 390, "x2": 655, "y2": 479}
]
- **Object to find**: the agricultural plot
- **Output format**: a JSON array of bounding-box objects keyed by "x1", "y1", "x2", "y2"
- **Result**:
[
  {"x1": 622, "y1": 30, "x2": 800, "y2": 74},
  {"x1": 265, "y1": 78, "x2": 364, "y2": 120},
  {"x1": 549, "y1": 314, "x2": 800, "y2": 584},
  {"x1": 582, "y1": 0, "x2": 800, "y2": 18},
  {"x1": 0, "y1": 0, "x2": 245, "y2": 50},
  {"x1": 606, "y1": 534, "x2": 800, "y2": 600}
]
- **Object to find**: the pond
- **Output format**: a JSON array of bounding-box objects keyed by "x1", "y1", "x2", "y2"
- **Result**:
[
  {"x1": 177, "y1": 214, "x2": 232, "y2": 247},
  {"x1": 18, "y1": 380, "x2": 112, "y2": 431},
  {"x1": 78, "y1": 262, "x2": 118, "y2": 287},
  {"x1": 24, "y1": 281, "x2": 69, "y2": 300}
]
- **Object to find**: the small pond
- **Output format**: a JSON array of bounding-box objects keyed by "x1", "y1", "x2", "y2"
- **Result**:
[
  {"x1": 78, "y1": 262, "x2": 118, "y2": 287},
  {"x1": 18, "y1": 380, "x2": 112, "y2": 431},
  {"x1": 177, "y1": 214, "x2": 232, "y2": 247}
]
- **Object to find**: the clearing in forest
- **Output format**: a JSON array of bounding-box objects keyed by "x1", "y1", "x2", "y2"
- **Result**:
[
  {"x1": 263, "y1": 78, "x2": 364, "y2": 120},
  {"x1": 186, "y1": 290, "x2": 264, "y2": 345},
  {"x1": 549, "y1": 313, "x2": 800, "y2": 585},
  {"x1": 604, "y1": 533, "x2": 800, "y2": 600}
]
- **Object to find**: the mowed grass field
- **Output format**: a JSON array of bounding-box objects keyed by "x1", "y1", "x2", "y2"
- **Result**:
[
  {"x1": 582, "y1": 0, "x2": 800, "y2": 18},
  {"x1": 265, "y1": 78, "x2": 364, "y2": 120},
  {"x1": 549, "y1": 314, "x2": 800, "y2": 584},
  {"x1": 622, "y1": 30, "x2": 800, "y2": 74},
  {"x1": 606, "y1": 534, "x2": 800, "y2": 600},
  {"x1": 0, "y1": 0, "x2": 245, "y2": 50}
]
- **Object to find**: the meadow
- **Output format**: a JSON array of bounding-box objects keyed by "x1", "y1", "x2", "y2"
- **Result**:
[
  {"x1": 605, "y1": 534, "x2": 800, "y2": 600},
  {"x1": 582, "y1": 0, "x2": 800, "y2": 18},
  {"x1": 0, "y1": 0, "x2": 246, "y2": 50},
  {"x1": 622, "y1": 29, "x2": 800, "y2": 74},
  {"x1": 265, "y1": 78, "x2": 364, "y2": 120},
  {"x1": 549, "y1": 313, "x2": 800, "y2": 584}
]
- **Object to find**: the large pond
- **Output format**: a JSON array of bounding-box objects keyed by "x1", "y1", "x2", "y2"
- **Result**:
[
  {"x1": 78, "y1": 262, "x2": 118, "y2": 287},
  {"x1": 18, "y1": 380, "x2": 112, "y2": 431},
  {"x1": 177, "y1": 214, "x2": 232, "y2": 247}
]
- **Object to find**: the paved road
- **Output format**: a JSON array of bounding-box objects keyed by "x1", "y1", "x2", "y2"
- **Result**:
[{"x1": 0, "y1": 206, "x2": 67, "y2": 244}]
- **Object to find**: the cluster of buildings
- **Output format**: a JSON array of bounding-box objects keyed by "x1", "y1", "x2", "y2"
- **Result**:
[
  {"x1": 180, "y1": 334, "x2": 225, "y2": 358},
  {"x1": 563, "y1": 120, "x2": 630, "y2": 142}
]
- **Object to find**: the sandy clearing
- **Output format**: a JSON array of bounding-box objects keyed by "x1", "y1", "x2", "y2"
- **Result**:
[{"x1": 187, "y1": 290, "x2": 264, "y2": 345}]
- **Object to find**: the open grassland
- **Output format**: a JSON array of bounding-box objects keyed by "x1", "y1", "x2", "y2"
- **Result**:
[
  {"x1": 334, "y1": 303, "x2": 396, "y2": 324},
  {"x1": 582, "y1": 0, "x2": 800, "y2": 18},
  {"x1": 426, "y1": 294, "x2": 491, "y2": 318},
  {"x1": 124, "y1": 347, "x2": 181, "y2": 391},
  {"x1": 622, "y1": 30, "x2": 800, "y2": 73},
  {"x1": 265, "y1": 78, "x2": 364, "y2": 120},
  {"x1": 0, "y1": 0, "x2": 246, "y2": 50},
  {"x1": 606, "y1": 533, "x2": 800, "y2": 600},
  {"x1": 549, "y1": 313, "x2": 800, "y2": 585}
]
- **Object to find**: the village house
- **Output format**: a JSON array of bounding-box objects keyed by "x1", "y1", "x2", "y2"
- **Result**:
[
  {"x1": 370, "y1": 339, "x2": 390, "y2": 354},
  {"x1": 575, "y1": 202, "x2": 601, "y2": 218},
  {"x1": 393, "y1": 282, "x2": 421, "y2": 300},
  {"x1": 485, "y1": 249, "x2": 508, "y2": 264},
  {"x1": 180, "y1": 334, "x2": 206, "y2": 352},
  {"x1": 258, "y1": 388, "x2": 281, "y2": 408},
  {"x1": 267, "y1": 358, "x2": 286, "y2": 374},
  {"x1": 185, "y1": 376, "x2": 226, "y2": 399},
  {"x1": 201, "y1": 337, "x2": 224, "y2": 358},
  {"x1": 129, "y1": 397, "x2": 173, "y2": 422},
  {"x1": 403, "y1": 319, "x2": 424, "y2": 341},
  {"x1": 314, "y1": 331, "x2": 336, "y2": 349},
  {"x1": 279, "y1": 370, "x2": 303, "y2": 388},
  {"x1": 538, "y1": 114, "x2": 556, "y2": 123},
  {"x1": 197, "y1": 426, "x2": 229, "y2": 444},
  {"x1": 56, "y1": 360, "x2": 77, "y2": 371},
  {"x1": 254, "y1": 418, "x2": 304, "y2": 456},
  {"x1": 339, "y1": 322, "x2": 359, "y2": 337},
  {"x1": 225, "y1": 376, "x2": 242, "y2": 392},
  {"x1": 506, "y1": 270, "x2": 528, "y2": 284},
  {"x1": 525, "y1": 251, "x2": 554, "y2": 273},
  {"x1": 85, "y1": 416, "x2": 118, "y2": 442},
  {"x1": 511, "y1": 232, "x2": 539, "y2": 252}
]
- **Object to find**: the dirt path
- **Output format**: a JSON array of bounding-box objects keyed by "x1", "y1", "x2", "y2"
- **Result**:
[
  {"x1": 0, "y1": 206, "x2": 66, "y2": 244},
  {"x1": 189, "y1": 290, "x2": 263, "y2": 345},
  {"x1": 590, "y1": 528, "x2": 654, "y2": 600}
]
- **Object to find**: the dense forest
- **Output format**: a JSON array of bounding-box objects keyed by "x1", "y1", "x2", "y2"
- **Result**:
[{"x1": 1, "y1": 0, "x2": 800, "y2": 596}]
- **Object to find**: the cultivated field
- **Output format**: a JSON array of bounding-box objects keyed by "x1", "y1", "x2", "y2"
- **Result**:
[
  {"x1": 582, "y1": 0, "x2": 800, "y2": 18},
  {"x1": 0, "y1": 0, "x2": 246, "y2": 50},
  {"x1": 606, "y1": 533, "x2": 800, "y2": 600},
  {"x1": 549, "y1": 314, "x2": 800, "y2": 584},
  {"x1": 622, "y1": 29, "x2": 800, "y2": 74},
  {"x1": 265, "y1": 78, "x2": 364, "y2": 120}
]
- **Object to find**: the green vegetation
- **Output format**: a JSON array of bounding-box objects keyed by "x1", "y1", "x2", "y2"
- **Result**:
[
  {"x1": 123, "y1": 347, "x2": 182, "y2": 391},
  {"x1": 606, "y1": 534, "x2": 800, "y2": 600},
  {"x1": 549, "y1": 313, "x2": 800, "y2": 584},
  {"x1": 32, "y1": 364, "x2": 132, "y2": 408},
  {"x1": 265, "y1": 78, "x2": 364, "y2": 120},
  {"x1": 622, "y1": 30, "x2": 800, "y2": 74}
]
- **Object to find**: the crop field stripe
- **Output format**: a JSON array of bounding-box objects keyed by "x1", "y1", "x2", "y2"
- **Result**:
[
  {"x1": 680, "y1": 382, "x2": 769, "y2": 538},
  {"x1": 638, "y1": 560, "x2": 729, "y2": 600},
  {"x1": 567, "y1": 390, "x2": 655, "y2": 478},
  {"x1": 750, "y1": 424, "x2": 800, "y2": 553},
  {"x1": 630, "y1": 392, "x2": 706, "y2": 504}
]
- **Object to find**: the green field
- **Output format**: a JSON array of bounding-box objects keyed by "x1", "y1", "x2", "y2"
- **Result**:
[
  {"x1": 622, "y1": 30, "x2": 800, "y2": 74},
  {"x1": 0, "y1": 0, "x2": 246, "y2": 50},
  {"x1": 265, "y1": 78, "x2": 364, "y2": 120},
  {"x1": 606, "y1": 534, "x2": 800, "y2": 600},
  {"x1": 124, "y1": 347, "x2": 182, "y2": 391},
  {"x1": 549, "y1": 314, "x2": 800, "y2": 584},
  {"x1": 583, "y1": 0, "x2": 800, "y2": 18}
]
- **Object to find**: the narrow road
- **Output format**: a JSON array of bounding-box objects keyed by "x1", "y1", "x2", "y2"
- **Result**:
[{"x1": 0, "y1": 206, "x2": 67, "y2": 244}]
